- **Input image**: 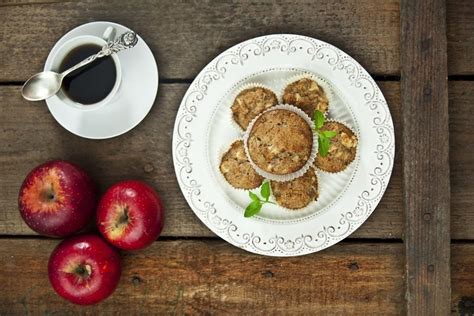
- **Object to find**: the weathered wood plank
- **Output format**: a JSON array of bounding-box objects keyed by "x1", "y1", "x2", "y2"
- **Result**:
[
  {"x1": 0, "y1": 0, "x2": 71, "y2": 7},
  {"x1": 0, "y1": 0, "x2": 473, "y2": 80},
  {"x1": 449, "y1": 82, "x2": 474, "y2": 240},
  {"x1": 447, "y1": 0, "x2": 474, "y2": 75},
  {"x1": 0, "y1": 0, "x2": 400, "y2": 81},
  {"x1": 0, "y1": 84, "x2": 210, "y2": 237},
  {"x1": 1, "y1": 239, "x2": 473, "y2": 314},
  {"x1": 0, "y1": 239, "x2": 405, "y2": 314},
  {"x1": 0, "y1": 82, "x2": 403, "y2": 238},
  {"x1": 451, "y1": 244, "x2": 474, "y2": 315},
  {"x1": 2, "y1": 82, "x2": 473, "y2": 240},
  {"x1": 401, "y1": 0, "x2": 451, "y2": 314}
]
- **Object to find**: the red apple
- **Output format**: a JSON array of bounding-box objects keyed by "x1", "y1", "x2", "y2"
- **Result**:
[
  {"x1": 48, "y1": 234, "x2": 121, "y2": 305},
  {"x1": 18, "y1": 160, "x2": 96, "y2": 237},
  {"x1": 96, "y1": 180, "x2": 164, "y2": 250}
]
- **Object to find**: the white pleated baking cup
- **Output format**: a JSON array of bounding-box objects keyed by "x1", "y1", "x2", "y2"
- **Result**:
[
  {"x1": 228, "y1": 82, "x2": 280, "y2": 133},
  {"x1": 243, "y1": 104, "x2": 318, "y2": 182},
  {"x1": 280, "y1": 73, "x2": 334, "y2": 117},
  {"x1": 313, "y1": 118, "x2": 359, "y2": 174},
  {"x1": 269, "y1": 167, "x2": 321, "y2": 211},
  {"x1": 217, "y1": 139, "x2": 264, "y2": 191}
]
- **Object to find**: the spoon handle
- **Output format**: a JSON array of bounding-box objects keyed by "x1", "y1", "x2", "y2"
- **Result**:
[
  {"x1": 98, "y1": 31, "x2": 139, "y2": 57},
  {"x1": 60, "y1": 54, "x2": 100, "y2": 78},
  {"x1": 61, "y1": 31, "x2": 138, "y2": 78}
]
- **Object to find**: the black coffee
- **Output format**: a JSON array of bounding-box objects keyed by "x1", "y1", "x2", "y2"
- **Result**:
[{"x1": 59, "y1": 44, "x2": 116, "y2": 105}]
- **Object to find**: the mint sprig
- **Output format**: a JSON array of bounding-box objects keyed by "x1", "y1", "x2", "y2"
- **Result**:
[
  {"x1": 313, "y1": 110, "x2": 336, "y2": 157},
  {"x1": 314, "y1": 110, "x2": 325, "y2": 129},
  {"x1": 244, "y1": 181, "x2": 275, "y2": 218}
]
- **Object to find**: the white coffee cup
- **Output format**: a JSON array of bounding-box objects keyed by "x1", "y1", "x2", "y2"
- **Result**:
[{"x1": 46, "y1": 28, "x2": 122, "y2": 111}]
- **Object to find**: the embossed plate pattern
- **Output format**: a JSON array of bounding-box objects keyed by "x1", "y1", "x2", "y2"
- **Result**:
[{"x1": 172, "y1": 34, "x2": 395, "y2": 256}]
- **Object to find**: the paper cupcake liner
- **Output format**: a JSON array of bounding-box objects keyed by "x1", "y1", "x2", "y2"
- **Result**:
[
  {"x1": 243, "y1": 104, "x2": 318, "y2": 182},
  {"x1": 270, "y1": 167, "x2": 321, "y2": 211},
  {"x1": 217, "y1": 139, "x2": 264, "y2": 191},
  {"x1": 229, "y1": 82, "x2": 280, "y2": 133},
  {"x1": 280, "y1": 72, "x2": 335, "y2": 117},
  {"x1": 312, "y1": 167, "x2": 321, "y2": 204},
  {"x1": 313, "y1": 118, "x2": 360, "y2": 174}
]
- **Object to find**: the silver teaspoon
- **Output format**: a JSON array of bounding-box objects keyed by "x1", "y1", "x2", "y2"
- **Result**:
[{"x1": 22, "y1": 31, "x2": 138, "y2": 102}]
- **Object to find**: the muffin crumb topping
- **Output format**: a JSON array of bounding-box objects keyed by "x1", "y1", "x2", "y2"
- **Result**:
[
  {"x1": 247, "y1": 109, "x2": 313, "y2": 175},
  {"x1": 220, "y1": 140, "x2": 264, "y2": 189},
  {"x1": 282, "y1": 78, "x2": 329, "y2": 116},
  {"x1": 231, "y1": 87, "x2": 278, "y2": 130},
  {"x1": 271, "y1": 168, "x2": 319, "y2": 209},
  {"x1": 315, "y1": 121, "x2": 358, "y2": 173}
]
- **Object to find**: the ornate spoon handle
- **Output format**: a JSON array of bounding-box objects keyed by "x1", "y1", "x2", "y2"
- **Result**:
[
  {"x1": 98, "y1": 31, "x2": 139, "y2": 57},
  {"x1": 61, "y1": 31, "x2": 138, "y2": 78}
]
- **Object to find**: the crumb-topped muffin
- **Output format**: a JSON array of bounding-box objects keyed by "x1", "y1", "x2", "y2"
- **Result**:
[
  {"x1": 220, "y1": 140, "x2": 264, "y2": 189},
  {"x1": 282, "y1": 78, "x2": 329, "y2": 117},
  {"x1": 231, "y1": 87, "x2": 278, "y2": 130},
  {"x1": 271, "y1": 168, "x2": 319, "y2": 209},
  {"x1": 315, "y1": 121, "x2": 358, "y2": 172},
  {"x1": 247, "y1": 109, "x2": 313, "y2": 175}
]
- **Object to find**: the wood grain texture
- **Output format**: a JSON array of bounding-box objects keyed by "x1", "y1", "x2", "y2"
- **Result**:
[
  {"x1": 0, "y1": 82, "x2": 402, "y2": 238},
  {"x1": 0, "y1": 0, "x2": 72, "y2": 7},
  {"x1": 0, "y1": 0, "x2": 473, "y2": 80},
  {"x1": 0, "y1": 0, "x2": 400, "y2": 81},
  {"x1": 401, "y1": 0, "x2": 451, "y2": 314},
  {"x1": 449, "y1": 82, "x2": 474, "y2": 240},
  {"x1": 452, "y1": 244, "x2": 474, "y2": 315},
  {"x1": 447, "y1": 0, "x2": 474, "y2": 75},
  {"x1": 0, "y1": 86, "x2": 472, "y2": 240},
  {"x1": 1, "y1": 239, "x2": 473, "y2": 314},
  {"x1": 0, "y1": 239, "x2": 405, "y2": 315}
]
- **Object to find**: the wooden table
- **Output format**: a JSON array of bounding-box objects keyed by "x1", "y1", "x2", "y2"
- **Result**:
[{"x1": 0, "y1": 0, "x2": 472, "y2": 314}]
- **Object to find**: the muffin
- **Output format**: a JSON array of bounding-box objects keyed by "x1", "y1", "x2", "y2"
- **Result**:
[
  {"x1": 231, "y1": 86, "x2": 278, "y2": 130},
  {"x1": 315, "y1": 121, "x2": 358, "y2": 172},
  {"x1": 219, "y1": 140, "x2": 264, "y2": 189},
  {"x1": 271, "y1": 168, "x2": 319, "y2": 209},
  {"x1": 282, "y1": 78, "x2": 329, "y2": 117},
  {"x1": 247, "y1": 109, "x2": 313, "y2": 175}
]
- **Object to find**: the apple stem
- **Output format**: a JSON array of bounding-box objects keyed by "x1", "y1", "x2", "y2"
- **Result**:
[
  {"x1": 117, "y1": 207, "x2": 129, "y2": 226},
  {"x1": 42, "y1": 189, "x2": 56, "y2": 202},
  {"x1": 75, "y1": 264, "x2": 92, "y2": 278},
  {"x1": 39, "y1": 181, "x2": 58, "y2": 202}
]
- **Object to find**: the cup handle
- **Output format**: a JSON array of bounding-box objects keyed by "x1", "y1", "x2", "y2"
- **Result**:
[{"x1": 102, "y1": 26, "x2": 116, "y2": 42}]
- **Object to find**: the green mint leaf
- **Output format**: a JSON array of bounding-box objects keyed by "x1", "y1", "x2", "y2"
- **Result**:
[
  {"x1": 313, "y1": 110, "x2": 325, "y2": 130},
  {"x1": 260, "y1": 181, "x2": 270, "y2": 201},
  {"x1": 322, "y1": 130, "x2": 337, "y2": 138},
  {"x1": 318, "y1": 134, "x2": 330, "y2": 157},
  {"x1": 244, "y1": 200, "x2": 262, "y2": 217},
  {"x1": 248, "y1": 191, "x2": 259, "y2": 202},
  {"x1": 318, "y1": 136, "x2": 324, "y2": 154}
]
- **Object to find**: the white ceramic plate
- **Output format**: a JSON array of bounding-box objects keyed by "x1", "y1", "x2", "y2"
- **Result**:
[
  {"x1": 173, "y1": 34, "x2": 395, "y2": 257},
  {"x1": 44, "y1": 21, "x2": 158, "y2": 139}
]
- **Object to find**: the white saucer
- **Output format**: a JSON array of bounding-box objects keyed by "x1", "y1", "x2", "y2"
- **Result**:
[{"x1": 44, "y1": 21, "x2": 159, "y2": 139}]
